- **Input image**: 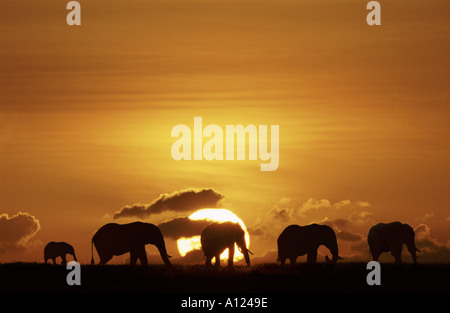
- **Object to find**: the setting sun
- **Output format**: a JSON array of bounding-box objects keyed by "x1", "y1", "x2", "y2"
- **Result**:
[{"x1": 177, "y1": 209, "x2": 250, "y2": 262}]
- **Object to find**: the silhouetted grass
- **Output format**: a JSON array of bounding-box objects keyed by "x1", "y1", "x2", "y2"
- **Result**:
[{"x1": 0, "y1": 262, "x2": 448, "y2": 293}]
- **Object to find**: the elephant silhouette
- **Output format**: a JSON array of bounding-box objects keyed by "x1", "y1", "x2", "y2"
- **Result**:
[
  {"x1": 277, "y1": 224, "x2": 343, "y2": 265},
  {"x1": 44, "y1": 241, "x2": 77, "y2": 265},
  {"x1": 201, "y1": 221, "x2": 252, "y2": 268},
  {"x1": 91, "y1": 222, "x2": 172, "y2": 266},
  {"x1": 368, "y1": 221, "x2": 420, "y2": 264}
]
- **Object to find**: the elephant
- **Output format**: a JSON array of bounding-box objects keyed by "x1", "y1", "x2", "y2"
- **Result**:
[
  {"x1": 277, "y1": 224, "x2": 343, "y2": 265},
  {"x1": 201, "y1": 221, "x2": 252, "y2": 268},
  {"x1": 368, "y1": 221, "x2": 420, "y2": 264},
  {"x1": 44, "y1": 241, "x2": 77, "y2": 265},
  {"x1": 91, "y1": 222, "x2": 172, "y2": 266}
]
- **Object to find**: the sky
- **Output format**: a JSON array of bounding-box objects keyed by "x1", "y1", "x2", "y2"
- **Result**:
[{"x1": 0, "y1": 0, "x2": 449, "y2": 264}]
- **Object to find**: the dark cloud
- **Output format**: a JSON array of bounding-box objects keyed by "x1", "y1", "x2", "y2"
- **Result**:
[
  {"x1": 158, "y1": 217, "x2": 212, "y2": 240},
  {"x1": 267, "y1": 198, "x2": 294, "y2": 222},
  {"x1": 249, "y1": 197, "x2": 377, "y2": 261},
  {"x1": 414, "y1": 224, "x2": 450, "y2": 262},
  {"x1": 322, "y1": 218, "x2": 363, "y2": 242},
  {"x1": 0, "y1": 212, "x2": 40, "y2": 253},
  {"x1": 113, "y1": 188, "x2": 224, "y2": 219},
  {"x1": 251, "y1": 249, "x2": 278, "y2": 264},
  {"x1": 336, "y1": 230, "x2": 362, "y2": 242},
  {"x1": 173, "y1": 249, "x2": 205, "y2": 264},
  {"x1": 323, "y1": 218, "x2": 351, "y2": 229},
  {"x1": 268, "y1": 207, "x2": 293, "y2": 222}
]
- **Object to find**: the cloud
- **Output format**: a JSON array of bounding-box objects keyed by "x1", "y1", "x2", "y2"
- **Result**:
[
  {"x1": 248, "y1": 199, "x2": 289, "y2": 241},
  {"x1": 355, "y1": 201, "x2": 371, "y2": 208},
  {"x1": 298, "y1": 199, "x2": 370, "y2": 215},
  {"x1": 0, "y1": 212, "x2": 40, "y2": 253},
  {"x1": 112, "y1": 188, "x2": 224, "y2": 219},
  {"x1": 321, "y1": 217, "x2": 364, "y2": 242},
  {"x1": 249, "y1": 197, "x2": 375, "y2": 261},
  {"x1": 267, "y1": 198, "x2": 294, "y2": 222},
  {"x1": 158, "y1": 217, "x2": 212, "y2": 240},
  {"x1": 336, "y1": 230, "x2": 362, "y2": 242},
  {"x1": 415, "y1": 212, "x2": 434, "y2": 222},
  {"x1": 414, "y1": 223, "x2": 450, "y2": 262},
  {"x1": 172, "y1": 249, "x2": 205, "y2": 264},
  {"x1": 299, "y1": 198, "x2": 332, "y2": 214},
  {"x1": 251, "y1": 249, "x2": 278, "y2": 264},
  {"x1": 334, "y1": 200, "x2": 352, "y2": 210},
  {"x1": 249, "y1": 196, "x2": 449, "y2": 263}
]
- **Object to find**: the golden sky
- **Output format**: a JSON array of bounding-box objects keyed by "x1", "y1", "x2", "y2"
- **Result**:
[{"x1": 1, "y1": 0, "x2": 449, "y2": 263}]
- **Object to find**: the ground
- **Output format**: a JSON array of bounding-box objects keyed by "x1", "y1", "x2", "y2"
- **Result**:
[{"x1": 0, "y1": 262, "x2": 448, "y2": 294}]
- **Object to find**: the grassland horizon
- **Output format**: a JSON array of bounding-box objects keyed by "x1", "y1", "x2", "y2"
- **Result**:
[{"x1": 0, "y1": 262, "x2": 448, "y2": 294}]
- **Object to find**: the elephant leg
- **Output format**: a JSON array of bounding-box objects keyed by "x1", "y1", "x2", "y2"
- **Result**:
[
  {"x1": 371, "y1": 250, "x2": 381, "y2": 262},
  {"x1": 406, "y1": 245, "x2": 417, "y2": 264},
  {"x1": 205, "y1": 257, "x2": 212, "y2": 267},
  {"x1": 280, "y1": 257, "x2": 286, "y2": 266},
  {"x1": 289, "y1": 256, "x2": 297, "y2": 265},
  {"x1": 52, "y1": 258, "x2": 56, "y2": 265},
  {"x1": 98, "y1": 253, "x2": 113, "y2": 265},
  {"x1": 228, "y1": 245, "x2": 235, "y2": 268},
  {"x1": 61, "y1": 255, "x2": 67, "y2": 265},
  {"x1": 307, "y1": 250, "x2": 317, "y2": 264},
  {"x1": 138, "y1": 247, "x2": 148, "y2": 266},
  {"x1": 369, "y1": 248, "x2": 376, "y2": 261},
  {"x1": 391, "y1": 243, "x2": 403, "y2": 264},
  {"x1": 214, "y1": 254, "x2": 221, "y2": 267},
  {"x1": 392, "y1": 251, "x2": 403, "y2": 264},
  {"x1": 130, "y1": 251, "x2": 138, "y2": 265}
]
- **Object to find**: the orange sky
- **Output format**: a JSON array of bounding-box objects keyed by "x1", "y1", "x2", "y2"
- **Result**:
[{"x1": 0, "y1": 0, "x2": 449, "y2": 263}]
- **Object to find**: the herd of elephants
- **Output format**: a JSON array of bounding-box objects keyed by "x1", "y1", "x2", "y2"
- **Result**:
[{"x1": 43, "y1": 220, "x2": 420, "y2": 267}]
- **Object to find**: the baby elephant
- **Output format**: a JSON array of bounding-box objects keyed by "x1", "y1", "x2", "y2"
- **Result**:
[{"x1": 44, "y1": 241, "x2": 77, "y2": 265}]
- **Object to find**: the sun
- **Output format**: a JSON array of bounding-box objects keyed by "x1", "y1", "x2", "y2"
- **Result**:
[{"x1": 177, "y1": 208, "x2": 250, "y2": 262}]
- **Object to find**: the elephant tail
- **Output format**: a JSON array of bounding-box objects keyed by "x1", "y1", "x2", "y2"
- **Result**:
[{"x1": 90, "y1": 239, "x2": 95, "y2": 265}]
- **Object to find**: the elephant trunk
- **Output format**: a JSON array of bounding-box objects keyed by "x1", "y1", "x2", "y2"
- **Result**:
[
  {"x1": 325, "y1": 254, "x2": 343, "y2": 264},
  {"x1": 409, "y1": 232, "x2": 420, "y2": 264},
  {"x1": 237, "y1": 245, "x2": 251, "y2": 267},
  {"x1": 69, "y1": 247, "x2": 78, "y2": 263},
  {"x1": 407, "y1": 243, "x2": 419, "y2": 264},
  {"x1": 325, "y1": 241, "x2": 343, "y2": 264},
  {"x1": 156, "y1": 243, "x2": 172, "y2": 267},
  {"x1": 151, "y1": 226, "x2": 172, "y2": 267},
  {"x1": 243, "y1": 249, "x2": 251, "y2": 267}
]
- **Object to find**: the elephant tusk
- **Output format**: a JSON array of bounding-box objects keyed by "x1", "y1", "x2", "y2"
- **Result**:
[
  {"x1": 338, "y1": 256, "x2": 344, "y2": 260},
  {"x1": 238, "y1": 247, "x2": 254, "y2": 255},
  {"x1": 166, "y1": 254, "x2": 173, "y2": 258}
]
